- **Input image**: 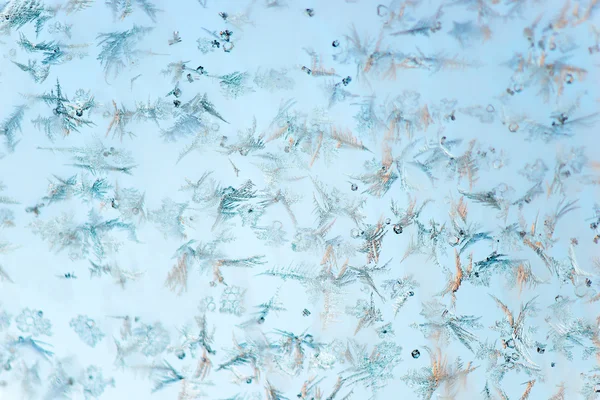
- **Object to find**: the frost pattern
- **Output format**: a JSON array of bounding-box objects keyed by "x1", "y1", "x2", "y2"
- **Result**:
[{"x1": 0, "y1": 1, "x2": 598, "y2": 399}]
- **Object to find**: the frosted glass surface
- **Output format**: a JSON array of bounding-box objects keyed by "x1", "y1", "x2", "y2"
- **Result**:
[{"x1": 0, "y1": 0, "x2": 599, "y2": 399}]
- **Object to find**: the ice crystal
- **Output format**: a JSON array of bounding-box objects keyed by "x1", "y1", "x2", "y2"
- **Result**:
[
  {"x1": 253, "y1": 68, "x2": 295, "y2": 91},
  {"x1": 105, "y1": 0, "x2": 161, "y2": 22},
  {"x1": 70, "y1": 315, "x2": 105, "y2": 348},
  {"x1": 0, "y1": 104, "x2": 26, "y2": 153},
  {"x1": 0, "y1": 0, "x2": 51, "y2": 35},
  {"x1": 252, "y1": 221, "x2": 287, "y2": 246},
  {"x1": 81, "y1": 365, "x2": 115, "y2": 399},
  {"x1": 148, "y1": 198, "x2": 193, "y2": 240},
  {"x1": 15, "y1": 308, "x2": 52, "y2": 337},
  {"x1": 341, "y1": 340, "x2": 403, "y2": 398},
  {"x1": 30, "y1": 209, "x2": 138, "y2": 260},
  {"x1": 165, "y1": 236, "x2": 264, "y2": 293},
  {"x1": 133, "y1": 321, "x2": 171, "y2": 357},
  {"x1": 15, "y1": 32, "x2": 89, "y2": 81},
  {"x1": 383, "y1": 274, "x2": 420, "y2": 316},
  {"x1": 104, "y1": 98, "x2": 171, "y2": 141},
  {"x1": 39, "y1": 174, "x2": 112, "y2": 207},
  {"x1": 402, "y1": 347, "x2": 477, "y2": 400},
  {"x1": 96, "y1": 25, "x2": 153, "y2": 81},
  {"x1": 0, "y1": 308, "x2": 11, "y2": 331},
  {"x1": 109, "y1": 183, "x2": 146, "y2": 223},
  {"x1": 346, "y1": 293, "x2": 383, "y2": 335},
  {"x1": 412, "y1": 300, "x2": 482, "y2": 352},
  {"x1": 219, "y1": 285, "x2": 246, "y2": 316},
  {"x1": 38, "y1": 139, "x2": 136, "y2": 175},
  {"x1": 218, "y1": 71, "x2": 254, "y2": 99},
  {"x1": 161, "y1": 93, "x2": 227, "y2": 142},
  {"x1": 89, "y1": 260, "x2": 145, "y2": 289},
  {"x1": 31, "y1": 79, "x2": 96, "y2": 141},
  {"x1": 64, "y1": 0, "x2": 94, "y2": 14}
]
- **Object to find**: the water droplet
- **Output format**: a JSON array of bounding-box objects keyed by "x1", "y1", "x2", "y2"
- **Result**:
[
  {"x1": 575, "y1": 284, "x2": 589, "y2": 298},
  {"x1": 565, "y1": 73, "x2": 574, "y2": 84}
]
